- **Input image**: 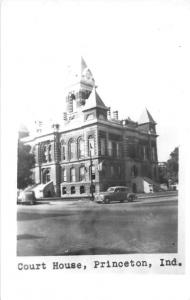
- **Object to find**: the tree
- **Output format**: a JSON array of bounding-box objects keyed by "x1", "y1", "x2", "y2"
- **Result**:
[
  {"x1": 17, "y1": 141, "x2": 35, "y2": 189},
  {"x1": 158, "y1": 147, "x2": 179, "y2": 185},
  {"x1": 167, "y1": 147, "x2": 179, "y2": 184}
]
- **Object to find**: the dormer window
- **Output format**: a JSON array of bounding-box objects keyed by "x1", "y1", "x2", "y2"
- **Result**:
[{"x1": 86, "y1": 114, "x2": 94, "y2": 121}]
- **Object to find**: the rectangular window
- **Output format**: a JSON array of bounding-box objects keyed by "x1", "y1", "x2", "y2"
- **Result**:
[
  {"x1": 100, "y1": 137, "x2": 106, "y2": 155},
  {"x1": 90, "y1": 165, "x2": 95, "y2": 180},
  {"x1": 62, "y1": 169, "x2": 67, "y2": 182},
  {"x1": 62, "y1": 146, "x2": 66, "y2": 160},
  {"x1": 116, "y1": 143, "x2": 120, "y2": 157},
  {"x1": 112, "y1": 142, "x2": 117, "y2": 157},
  {"x1": 110, "y1": 165, "x2": 114, "y2": 177},
  {"x1": 118, "y1": 165, "x2": 121, "y2": 177},
  {"x1": 79, "y1": 166, "x2": 85, "y2": 181},
  {"x1": 143, "y1": 145, "x2": 147, "y2": 160},
  {"x1": 78, "y1": 140, "x2": 85, "y2": 158},
  {"x1": 71, "y1": 168, "x2": 76, "y2": 182},
  {"x1": 108, "y1": 141, "x2": 112, "y2": 156},
  {"x1": 70, "y1": 142, "x2": 75, "y2": 159},
  {"x1": 152, "y1": 147, "x2": 156, "y2": 161},
  {"x1": 62, "y1": 187, "x2": 66, "y2": 195}
]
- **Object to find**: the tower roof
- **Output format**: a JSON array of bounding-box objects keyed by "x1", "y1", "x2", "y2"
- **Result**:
[
  {"x1": 66, "y1": 56, "x2": 95, "y2": 87},
  {"x1": 138, "y1": 108, "x2": 156, "y2": 124},
  {"x1": 83, "y1": 88, "x2": 108, "y2": 111},
  {"x1": 81, "y1": 56, "x2": 88, "y2": 74}
]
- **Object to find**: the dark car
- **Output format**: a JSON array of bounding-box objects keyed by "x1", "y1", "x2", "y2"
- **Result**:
[
  {"x1": 95, "y1": 186, "x2": 137, "y2": 204},
  {"x1": 17, "y1": 190, "x2": 36, "y2": 205}
]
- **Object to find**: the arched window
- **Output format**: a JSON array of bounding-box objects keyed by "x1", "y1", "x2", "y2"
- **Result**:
[
  {"x1": 79, "y1": 166, "x2": 85, "y2": 181},
  {"x1": 48, "y1": 145, "x2": 52, "y2": 162},
  {"x1": 71, "y1": 186, "x2": 75, "y2": 194},
  {"x1": 43, "y1": 145, "x2": 48, "y2": 162},
  {"x1": 62, "y1": 145, "x2": 66, "y2": 160},
  {"x1": 78, "y1": 137, "x2": 85, "y2": 158},
  {"x1": 88, "y1": 135, "x2": 95, "y2": 156},
  {"x1": 42, "y1": 169, "x2": 51, "y2": 184},
  {"x1": 62, "y1": 187, "x2": 66, "y2": 195},
  {"x1": 80, "y1": 186, "x2": 85, "y2": 194},
  {"x1": 62, "y1": 168, "x2": 67, "y2": 182},
  {"x1": 68, "y1": 139, "x2": 75, "y2": 160},
  {"x1": 70, "y1": 167, "x2": 76, "y2": 182},
  {"x1": 42, "y1": 144, "x2": 52, "y2": 162}
]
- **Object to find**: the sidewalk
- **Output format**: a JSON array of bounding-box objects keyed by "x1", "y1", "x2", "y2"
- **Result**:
[
  {"x1": 137, "y1": 190, "x2": 178, "y2": 200},
  {"x1": 36, "y1": 190, "x2": 178, "y2": 203}
]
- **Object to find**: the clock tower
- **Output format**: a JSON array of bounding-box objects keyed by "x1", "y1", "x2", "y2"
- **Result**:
[{"x1": 65, "y1": 57, "x2": 95, "y2": 116}]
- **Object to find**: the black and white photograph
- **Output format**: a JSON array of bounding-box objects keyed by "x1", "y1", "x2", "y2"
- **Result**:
[
  {"x1": 17, "y1": 55, "x2": 179, "y2": 257},
  {"x1": 1, "y1": 0, "x2": 190, "y2": 299}
]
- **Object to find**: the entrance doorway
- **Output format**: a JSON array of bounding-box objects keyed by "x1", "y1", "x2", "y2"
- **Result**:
[
  {"x1": 132, "y1": 183, "x2": 137, "y2": 193},
  {"x1": 42, "y1": 169, "x2": 51, "y2": 184}
]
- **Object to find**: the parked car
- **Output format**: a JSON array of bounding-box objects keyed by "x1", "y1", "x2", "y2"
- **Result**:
[
  {"x1": 17, "y1": 190, "x2": 36, "y2": 205},
  {"x1": 95, "y1": 186, "x2": 137, "y2": 204}
]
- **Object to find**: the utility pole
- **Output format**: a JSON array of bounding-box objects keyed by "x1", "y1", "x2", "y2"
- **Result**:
[
  {"x1": 89, "y1": 146, "x2": 94, "y2": 201},
  {"x1": 148, "y1": 130, "x2": 152, "y2": 162}
]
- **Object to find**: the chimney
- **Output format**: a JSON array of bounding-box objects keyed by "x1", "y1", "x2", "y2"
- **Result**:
[
  {"x1": 63, "y1": 112, "x2": 68, "y2": 121},
  {"x1": 52, "y1": 124, "x2": 60, "y2": 132},
  {"x1": 107, "y1": 107, "x2": 111, "y2": 119},
  {"x1": 35, "y1": 120, "x2": 43, "y2": 133},
  {"x1": 113, "y1": 110, "x2": 119, "y2": 120}
]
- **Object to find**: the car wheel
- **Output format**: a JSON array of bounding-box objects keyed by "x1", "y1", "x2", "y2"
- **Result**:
[
  {"x1": 128, "y1": 195, "x2": 133, "y2": 202},
  {"x1": 104, "y1": 198, "x2": 110, "y2": 204}
]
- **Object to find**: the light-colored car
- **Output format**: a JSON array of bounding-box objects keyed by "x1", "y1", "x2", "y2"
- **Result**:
[
  {"x1": 17, "y1": 190, "x2": 36, "y2": 205},
  {"x1": 95, "y1": 186, "x2": 137, "y2": 204}
]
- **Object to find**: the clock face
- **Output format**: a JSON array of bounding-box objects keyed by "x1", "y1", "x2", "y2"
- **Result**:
[
  {"x1": 82, "y1": 68, "x2": 93, "y2": 81},
  {"x1": 85, "y1": 69, "x2": 92, "y2": 80}
]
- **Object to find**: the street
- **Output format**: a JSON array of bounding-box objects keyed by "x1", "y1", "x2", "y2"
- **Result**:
[{"x1": 17, "y1": 195, "x2": 178, "y2": 256}]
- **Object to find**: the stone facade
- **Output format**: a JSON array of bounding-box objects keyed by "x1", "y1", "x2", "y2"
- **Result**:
[{"x1": 22, "y1": 57, "x2": 159, "y2": 197}]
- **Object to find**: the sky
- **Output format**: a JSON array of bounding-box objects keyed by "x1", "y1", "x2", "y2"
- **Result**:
[{"x1": 2, "y1": 0, "x2": 190, "y2": 161}]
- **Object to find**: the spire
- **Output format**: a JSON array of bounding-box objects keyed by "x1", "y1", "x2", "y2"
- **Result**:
[
  {"x1": 65, "y1": 56, "x2": 95, "y2": 87},
  {"x1": 83, "y1": 88, "x2": 107, "y2": 111},
  {"x1": 138, "y1": 108, "x2": 156, "y2": 124},
  {"x1": 81, "y1": 56, "x2": 88, "y2": 74}
]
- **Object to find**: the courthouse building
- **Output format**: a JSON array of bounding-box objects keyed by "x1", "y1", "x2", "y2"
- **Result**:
[{"x1": 21, "y1": 57, "x2": 159, "y2": 198}]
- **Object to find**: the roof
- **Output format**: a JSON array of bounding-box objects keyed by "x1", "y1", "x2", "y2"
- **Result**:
[
  {"x1": 81, "y1": 56, "x2": 88, "y2": 74},
  {"x1": 138, "y1": 108, "x2": 156, "y2": 124},
  {"x1": 83, "y1": 88, "x2": 108, "y2": 111},
  {"x1": 65, "y1": 56, "x2": 95, "y2": 87}
]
